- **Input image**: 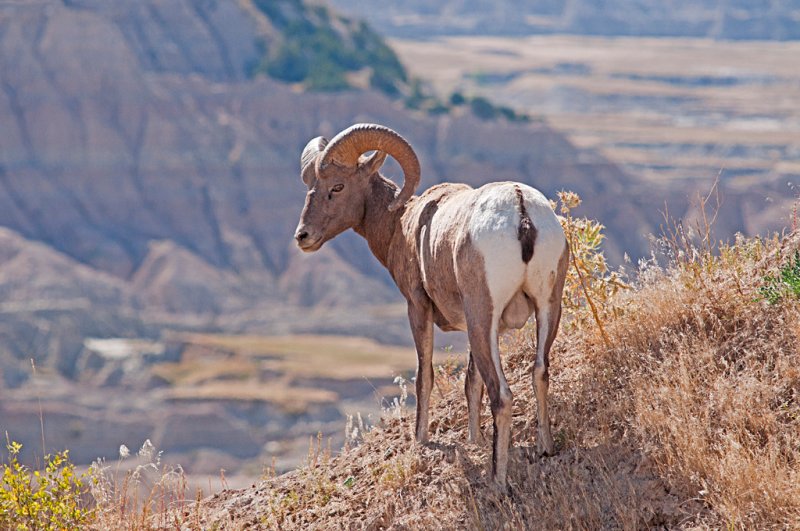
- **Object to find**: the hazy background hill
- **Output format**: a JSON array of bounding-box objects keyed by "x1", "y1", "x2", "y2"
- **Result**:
[
  {"x1": 0, "y1": 0, "x2": 795, "y2": 484},
  {"x1": 0, "y1": 0, "x2": 653, "y2": 368},
  {"x1": 330, "y1": 0, "x2": 800, "y2": 39}
]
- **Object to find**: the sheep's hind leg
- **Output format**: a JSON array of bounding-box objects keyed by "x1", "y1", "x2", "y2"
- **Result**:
[
  {"x1": 532, "y1": 244, "x2": 568, "y2": 457},
  {"x1": 532, "y1": 301, "x2": 557, "y2": 456},
  {"x1": 465, "y1": 351, "x2": 485, "y2": 443},
  {"x1": 465, "y1": 308, "x2": 512, "y2": 487}
]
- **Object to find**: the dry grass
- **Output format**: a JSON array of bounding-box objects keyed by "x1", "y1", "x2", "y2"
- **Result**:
[
  {"x1": 193, "y1": 229, "x2": 799, "y2": 530},
  {"x1": 588, "y1": 234, "x2": 800, "y2": 528},
  {"x1": 88, "y1": 440, "x2": 204, "y2": 531}
]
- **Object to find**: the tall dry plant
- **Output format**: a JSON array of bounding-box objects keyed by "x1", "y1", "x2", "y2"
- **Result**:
[{"x1": 555, "y1": 191, "x2": 629, "y2": 345}]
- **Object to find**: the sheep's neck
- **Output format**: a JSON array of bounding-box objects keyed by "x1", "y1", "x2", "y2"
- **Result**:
[{"x1": 354, "y1": 175, "x2": 403, "y2": 269}]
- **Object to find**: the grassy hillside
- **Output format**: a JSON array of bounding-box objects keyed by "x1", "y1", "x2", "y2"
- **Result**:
[{"x1": 190, "y1": 220, "x2": 800, "y2": 528}]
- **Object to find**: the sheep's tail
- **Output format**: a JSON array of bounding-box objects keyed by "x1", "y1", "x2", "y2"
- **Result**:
[{"x1": 514, "y1": 186, "x2": 536, "y2": 263}]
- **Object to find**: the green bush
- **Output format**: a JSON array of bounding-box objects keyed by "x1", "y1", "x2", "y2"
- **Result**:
[
  {"x1": 254, "y1": 1, "x2": 407, "y2": 94},
  {"x1": 468, "y1": 96, "x2": 530, "y2": 122},
  {"x1": 469, "y1": 96, "x2": 497, "y2": 120},
  {"x1": 499, "y1": 105, "x2": 530, "y2": 122},
  {"x1": 370, "y1": 68, "x2": 401, "y2": 96},
  {"x1": 305, "y1": 62, "x2": 350, "y2": 92},
  {"x1": 759, "y1": 249, "x2": 800, "y2": 304},
  {"x1": 265, "y1": 42, "x2": 308, "y2": 83},
  {"x1": 1, "y1": 441, "x2": 93, "y2": 530},
  {"x1": 449, "y1": 92, "x2": 466, "y2": 106}
]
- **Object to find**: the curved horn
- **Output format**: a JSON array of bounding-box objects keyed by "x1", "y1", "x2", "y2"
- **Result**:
[
  {"x1": 318, "y1": 123, "x2": 420, "y2": 211},
  {"x1": 300, "y1": 136, "x2": 328, "y2": 187}
]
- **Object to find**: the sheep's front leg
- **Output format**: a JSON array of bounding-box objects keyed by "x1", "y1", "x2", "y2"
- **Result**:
[{"x1": 408, "y1": 299, "x2": 434, "y2": 443}]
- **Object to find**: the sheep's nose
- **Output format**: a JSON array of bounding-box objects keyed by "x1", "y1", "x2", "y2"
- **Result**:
[{"x1": 295, "y1": 230, "x2": 309, "y2": 242}]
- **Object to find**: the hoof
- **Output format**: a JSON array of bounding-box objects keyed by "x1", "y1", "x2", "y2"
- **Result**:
[
  {"x1": 491, "y1": 476, "x2": 511, "y2": 496},
  {"x1": 467, "y1": 431, "x2": 486, "y2": 446},
  {"x1": 536, "y1": 439, "x2": 555, "y2": 457}
]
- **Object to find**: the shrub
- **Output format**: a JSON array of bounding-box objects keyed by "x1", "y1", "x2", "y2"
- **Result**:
[
  {"x1": 759, "y1": 249, "x2": 800, "y2": 304},
  {"x1": 0, "y1": 441, "x2": 94, "y2": 530},
  {"x1": 254, "y1": 1, "x2": 407, "y2": 94},
  {"x1": 265, "y1": 42, "x2": 308, "y2": 83},
  {"x1": 469, "y1": 96, "x2": 497, "y2": 120},
  {"x1": 555, "y1": 191, "x2": 629, "y2": 344},
  {"x1": 403, "y1": 79, "x2": 427, "y2": 110},
  {"x1": 498, "y1": 105, "x2": 530, "y2": 122},
  {"x1": 370, "y1": 68, "x2": 401, "y2": 97},
  {"x1": 305, "y1": 62, "x2": 350, "y2": 92},
  {"x1": 449, "y1": 91, "x2": 466, "y2": 106},
  {"x1": 467, "y1": 96, "x2": 530, "y2": 122}
]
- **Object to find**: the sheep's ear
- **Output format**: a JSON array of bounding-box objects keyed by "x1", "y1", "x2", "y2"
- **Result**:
[
  {"x1": 301, "y1": 136, "x2": 328, "y2": 187},
  {"x1": 358, "y1": 150, "x2": 387, "y2": 176}
]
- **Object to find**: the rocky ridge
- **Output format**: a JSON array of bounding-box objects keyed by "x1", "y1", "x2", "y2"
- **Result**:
[{"x1": 330, "y1": 0, "x2": 800, "y2": 40}]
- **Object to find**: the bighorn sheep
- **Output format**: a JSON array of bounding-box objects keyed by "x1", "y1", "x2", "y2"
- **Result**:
[{"x1": 294, "y1": 123, "x2": 569, "y2": 487}]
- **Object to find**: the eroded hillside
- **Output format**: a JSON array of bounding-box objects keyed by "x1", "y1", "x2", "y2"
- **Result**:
[
  {"x1": 0, "y1": 0, "x2": 651, "y2": 370},
  {"x1": 0, "y1": 0, "x2": 663, "y2": 479}
]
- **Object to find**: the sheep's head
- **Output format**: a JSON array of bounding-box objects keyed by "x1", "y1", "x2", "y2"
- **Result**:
[{"x1": 294, "y1": 123, "x2": 420, "y2": 252}]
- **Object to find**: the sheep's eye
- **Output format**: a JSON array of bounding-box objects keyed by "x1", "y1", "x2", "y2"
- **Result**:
[{"x1": 332, "y1": 184, "x2": 344, "y2": 193}]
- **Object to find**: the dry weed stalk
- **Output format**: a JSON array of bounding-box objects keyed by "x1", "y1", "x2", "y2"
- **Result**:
[{"x1": 89, "y1": 439, "x2": 202, "y2": 530}]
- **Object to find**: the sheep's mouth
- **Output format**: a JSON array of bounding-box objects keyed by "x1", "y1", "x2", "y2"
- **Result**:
[{"x1": 297, "y1": 238, "x2": 323, "y2": 252}]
